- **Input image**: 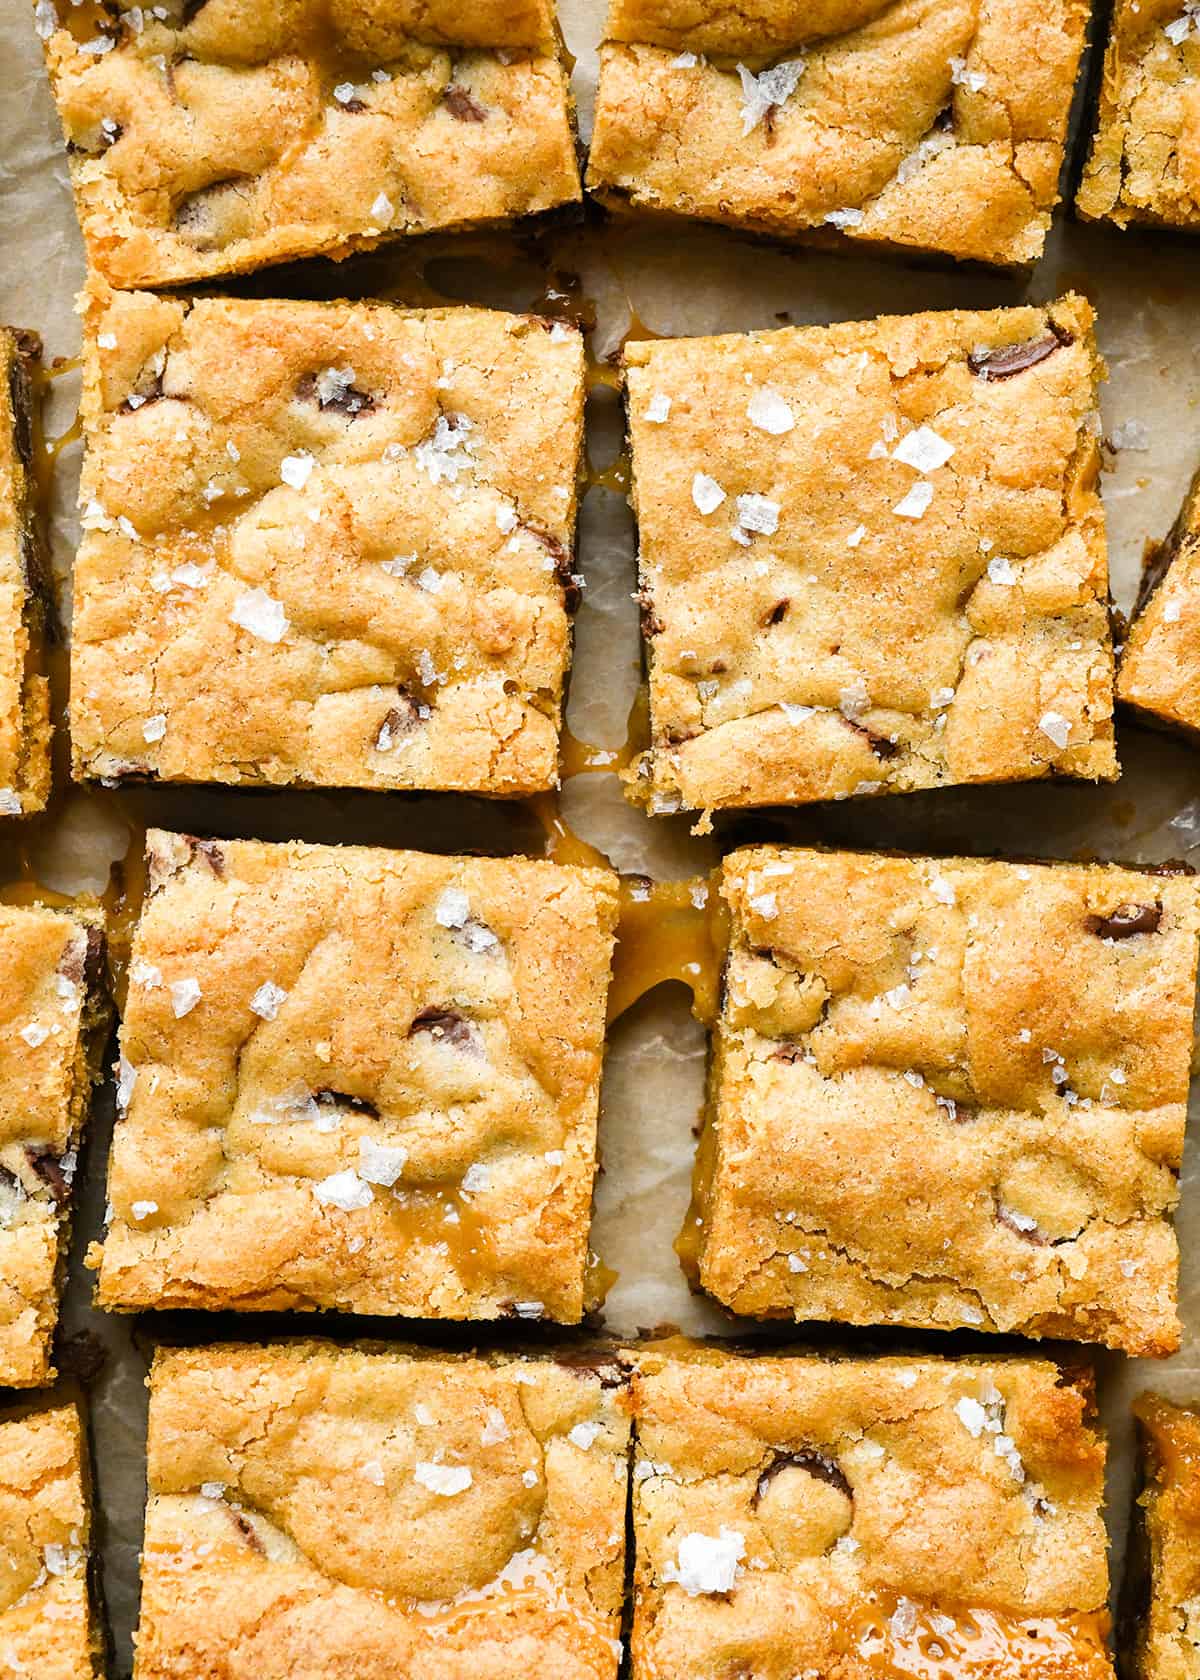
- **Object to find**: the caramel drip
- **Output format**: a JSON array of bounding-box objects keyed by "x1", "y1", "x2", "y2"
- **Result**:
[
  {"x1": 609, "y1": 875, "x2": 727, "y2": 1027},
  {"x1": 559, "y1": 688, "x2": 646, "y2": 780},
  {"x1": 852, "y1": 1597, "x2": 1113, "y2": 1680},
  {"x1": 583, "y1": 1248, "x2": 618, "y2": 1312},
  {"x1": 385, "y1": 1185, "x2": 499, "y2": 1297},
  {"x1": 101, "y1": 818, "x2": 148, "y2": 1012},
  {"x1": 526, "y1": 792, "x2": 612, "y2": 871},
  {"x1": 584, "y1": 445, "x2": 631, "y2": 496}
]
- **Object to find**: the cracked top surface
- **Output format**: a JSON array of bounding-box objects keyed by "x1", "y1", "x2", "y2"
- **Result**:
[
  {"x1": 623, "y1": 297, "x2": 1116, "y2": 818},
  {"x1": 587, "y1": 0, "x2": 1089, "y2": 267},
  {"x1": 72, "y1": 288, "x2": 585, "y2": 796},
  {"x1": 690, "y1": 845, "x2": 1200, "y2": 1357},
  {"x1": 0, "y1": 906, "x2": 99, "y2": 1390},
  {"x1": 1118, "y1": 467, "x2": 1200, "y2": 736},
  {"x1": 1078, "y1": 0, "x2": 1200, "y2": 229},
  {"x1": 629, "y1": 1342, "x2": 1112, "y2": 1680},
  {"x1": 137, "y1": 1341, "x2": 629, "y2": 1680},
  {"x1": 1128, "y1": 1394, "x2": 1200, "y2": 1680},
  {"x1": 38, "y1": 0, "x2": 580, "y2": 288},
  {"x1": 0, "y1": 328, "x2": 51, "y2": 817},
  {"x1": 96, "y1": 831, "x2": 618, "y2": 1323},
  {"x1": 0, "y1": 1403, "x2": 96, "y2": 1680}
]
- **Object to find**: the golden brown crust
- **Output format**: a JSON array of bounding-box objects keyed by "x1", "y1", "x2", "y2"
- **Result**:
[
  {"x1": 1078, "y1": 0, "x2": 1200, "y2": 230},
  {"x1": 628, "y1": 1341, "x2": 1113, "y2": 1680},
  {"x1": 623, "y1": 297, "x2": 1116, "y2": 820},
  {"x1": 588, "y1": 0, "x2": 1089, "y2": 268},
  {"x1": 95, "y1": 832, "x2": 618, "y2": 1323},
  {"x1": 0, "y1": 327, "x2": 51, "y2": 817},
  {"x1": 71, "y1": 288, "x2": 585, "y2": 795},
  {"x1": 688, "y1": 845, "x2": 1200, "y2": 1356},
  {"x1": 0, "y1": 1401, "x2": 99, "y2": 1680},
  {"x1": 0, "y1": 906, "x2": 106, "y2": 1388},
  {"x1": 1124, "y1": 1394, "x2": 1200, "y2": 1680},
  {"x1": 1118, "y1": 468, "x2": 1200, "y2": 737},
  {"x1": 36, "y1": 0, "x2": 580, "y2": 289},
  {"x1": 135, "y1": 1341, "x2": 629, "y2": 1680}
]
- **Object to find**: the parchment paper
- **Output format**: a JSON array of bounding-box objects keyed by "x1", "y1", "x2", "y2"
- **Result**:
[{"x1": 3, "y1": 0, "x2": 1200, "y2": 1668}]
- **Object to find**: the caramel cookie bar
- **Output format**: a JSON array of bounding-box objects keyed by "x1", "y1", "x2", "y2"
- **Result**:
[
  {"x1": 71, "y1": 288, "x2": 585, "y2": 796},
  {"x1": 625, "y1": 297, "x2": 1116, "y2": 821},
  {"x1": 1078, "y1": 0, "x2": 1200, "y2": 231},
  {"x1": 0, "y1": 329, "x2": 52, "y2": 818},
  {"x1": 35, "y1": 0, "x2": 581, "y2": 289},
  {"x1": 0, "y1": 1401, "x2": 101, "y2": 1680},
  {"x1": 1122, "y1": 1393, "x2": 1200, "y2": 1680},
  {"x1": 92, "y1": 832, "x2": 618, "y2": 1324},
  {"x1": 588, "y1": 0, "x2": 1090, "y2": 268},
  {"x1": 134, "y1": 1341, "x2": 629, "y2": 1680},
  {"x1": 685, "y1": 845, "x2": 1200, "y2": 1356},
  {"x1": 629, "y1": 1341, "x2": 1113, "y2": 1680},
  {"x1": 1118, "y1": 465, "x2": 1200, "y2": 739},
  {"x1": 0, "y1": 906, "x2": 106, "y2": 1389}
]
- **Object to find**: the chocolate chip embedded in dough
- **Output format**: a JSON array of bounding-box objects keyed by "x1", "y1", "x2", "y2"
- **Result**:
[
  {"x1": 25, "y1": 1148, "x2": 70, "y2": 1207},
  {"x1": 968, "y1": 322, "x2": 1073, "y2": 381},
  {"x1": 753, "y1": 1448, "x2": 851, "y2": 1507},
  {"x1": 409, "y1": 1007, "x2": 479, "y2": 1050},
  {"x1": 444, "y1": 86, "x2": 487, "y2": 122},
  {"x1": 312, "y1": 1089, "x2": 380, "y2": 1118},
  {"x1": 1085, "y1": 901, "x2": 1162, "y2": 939}
]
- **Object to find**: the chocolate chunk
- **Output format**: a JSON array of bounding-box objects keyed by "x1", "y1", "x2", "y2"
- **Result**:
[
  {"x1": 185, "y1": 837, "x2": 225, "y2": 877},
  {"x1": 312, "y1": 1089, "x2": 379, "y2": 1118},
  {"x1": 375, "y1": 690, "x2": 423, "y2": 751},
  {"x1": 762, "y1": 599, "x2": 790, "y2": 627},
  {"x1": 995, "y1": 1202, "x2": 1048, "y2": 1245},
  {"x1": 295, "y1": 370, "x2": 376, "y2": 418},
  {"x1": 968, "y1": 321, "x2": 1073, "y2": 381},
  {"x1": 0, "y1": 1165, "x2": 25, "y2": 1218},
  {"x1": 753, "y1": 1448, "x2": 851, "y2": 1506},
  {"x1": 443, "y1": 86, "x2": 487, "y2": 122},
  {"x1": 181, "y1": 0, "x2": 213, "y2": 21},
  {"x1": 172, "y1": 178, "x2": 252, "y2": 251},
  {"x1": 521, "y1": 525, "x2": 581, "y2": 612},
  {"x1": 26, "y1": 1148, "x2": 70, "y2": 1207},
  {"x1": 409, "y1": 1007, "x2": 478, "y2": 1050},
  {"x1": 636, "y1": 587, "x2": 663, "y2": 637},
  {"x1": 1085, "y1": 901, "x2": 1162, "y2": 939},
  {"x1": 842, "y1": 717, "x2": 900, "y2": 760},
  {"x1": 770, "y1": 1041, "x2": 804, "y2": 1063},
  {"x1": 7, "y1": 342, "x2": 35, "y2": 469},
  {"x1": 120, "y1": 365, "x2": 166, "y2": 414},
  {"x1": 229, "y1": 1508, "x2": 265, "y2": 1554}
]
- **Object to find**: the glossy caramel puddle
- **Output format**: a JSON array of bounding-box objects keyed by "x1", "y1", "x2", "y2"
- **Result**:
[{"x1": 853, "y1": 1597, "x2": 1113, "y2": 1680}]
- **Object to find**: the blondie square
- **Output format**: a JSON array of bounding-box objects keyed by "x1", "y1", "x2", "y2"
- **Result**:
[
  {"x1": 629, "y1": 1342, "x2": 1113, "y2": 1680},
  {"x1": 93, "y1": 831, "x2": 618, "y2": 1323},
  {"x1": 1078, "y1": 0, "x2": 1200, "y2": 230},
  {"x1": 0, "y1": 905, "x2": 106, "y2": 1389},
  {"x1": 686, "y1": 845, "x2": 1200, "y2": 1356},
  {"x1": 1122, "y1": 1393, "x2": 1200, "y2": 1680},
  {"x1": 0, "y1": 1402, "x2": 100, "y2": 1680},
  {"x1": 624, "y1": 297, "x2": 1116, "y2": 821},
  {"x1": 0, "y1": 328, "x2": 52, "y2": 818},
  {"x1": 588, "y1": 0, "x2": 1090, "y2": 268},
  {"x1": 135, "y1": 1341, "x2": 629, "y2": 1680},
  {"x1": 35, "y1": 0, "x2": 581, "y2": 290},
  {"x1": 1118, "y1": 465, "x2": 1200, "y2": 738},
  {"x1": 71, "y1": 287, "x2": 585, "y2": 796}
]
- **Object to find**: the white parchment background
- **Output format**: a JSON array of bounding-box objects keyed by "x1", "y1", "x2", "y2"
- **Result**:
[{"x1": 3, "y1": 0, "x2": 1200, "y2": 1668}]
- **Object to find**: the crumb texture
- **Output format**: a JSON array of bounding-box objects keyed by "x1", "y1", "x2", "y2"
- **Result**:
[
  {"x1": 0, "y1": 907, "x2": 99, "y2": 1388},
  {"x1": 625, "y1": 298, "x2": 1115, "y2": 817},
  {"x1": 0, "y1": 1403, "x2": 96, "y2": 1680},
  {"x1": 629, "y1": 1343, "x2": 1113, "y2": 1680},
  {"x1": 0, "y1": 327, "x2": 51, "y2": 815},
  {"x1": 1126, "y1": 1394, "x2": 1200, "y2": 1680},
  {"x1": 1078, "y1": 0, "x2": 1200, "y2": 228},
  {"x1": 72, "y1": 290, "x2": 585, "y2": 795},
  {"x1": 690, "y1": 845, "x2": 1200, "y2": 1355},
  {"x1": 588, "y1": 0, "x2": 1089, "y2": 266},
  {"x1": 38, "y1": 0, "x2": 580, "y2": 287},
  {"x1": 97, "y1": 832, "x2": 618, "y2": 1323},
  {"x1": 136, "y1": 1342, "x2": 629, "y2": 1680},
  {"x1": 1118, "y1": 466, "x2": 1200, "y2": 734}
]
